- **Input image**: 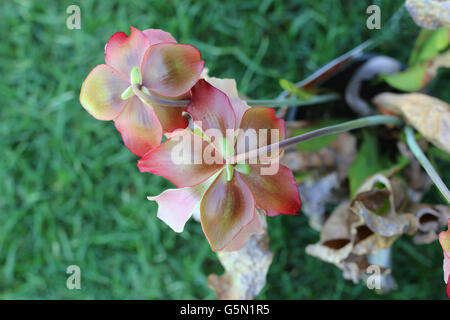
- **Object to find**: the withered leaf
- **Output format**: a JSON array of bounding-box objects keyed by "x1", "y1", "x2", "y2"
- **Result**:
[
  {"x1": 306, "y1": 202, "x2": 355, "y2": 264},
  {"x1": 297, "y1": 172, "x2": 344, "y2": 231},
  {"x1": 405, "y1": 0, "x2": 450, "y2": 29},
  {"x1": 397, "y1": 141, "x2": 433, "y2": 202},
  {"x1": 350, "y1": 175, "x2": 419, "y2": 237},
  {"x1": 207, "y1": 212, "x2": 273, "y2": 300},
  {"x1": 373, "y1": 92, "x2": 450, "y2": 153},
  {"x1": 411, "y1": 204, "x2": 450, "y2": 244},
  {"x1": 282, "y1": 131, "x2": 356, "y2": 182}
]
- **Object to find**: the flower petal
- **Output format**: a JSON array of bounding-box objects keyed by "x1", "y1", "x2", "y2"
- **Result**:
[
  {"x1": 200, "y1": 170, "x2": 255, "y2": 251},
  {"x1": 239, "y1": 164, "x2": 301, "y2": 216},
  {"x1": 137, "y1": 129, "x2": 224, "y2": 187},
  {"x1": 207, "y1": 77, "x2": 250, "y2": 125},
  {"x1": 446, "y1": 266, "x2": 450, "y2": 298},
  {"x1": 445, "y1": 257, "x2": 450, "y2": 284},
  {"x1": 236, "y1": 107, "x2": 285, "y2": 157},
  {"x1": 152, "y1": 104, "x2": 188, "y2": 133},
  {"x1": 105, "y1": 26, "x2": 150, "y2": 78},
  {"x1": 440, "y1": 219, "x2": 450, "y2": 258},
  {"x1": 188, "y1": 79, "x2": 237, "y2": 153},
  {"x1": 141, "y1": 43, "x2": 204, "y2": 97},
  {"x1": 79, "y1": 64, "x2": 129, "y2": 120},
  {"x1": 142, "y1": 29, "x2": 177, "y2": 45},
  {"x1": 114, "y1": 97, "x2": 163, "y2": 156},
  {"x1": 148, "y1": 173, "x2": 217, "y2": 232},
  {"x1": 222, "y1": 212, "x2": 264, "y2": 252}
]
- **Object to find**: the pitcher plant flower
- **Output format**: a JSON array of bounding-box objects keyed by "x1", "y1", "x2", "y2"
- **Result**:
[
  {"x1": 80, "y1": 26, "x2": 204, "y2": 156},
  {"x1": 138, "y1": 79, "x2": 302, "y2": 251},
  {"x1": 439, "y1": 218, "x2": 450, "y2": 298}
]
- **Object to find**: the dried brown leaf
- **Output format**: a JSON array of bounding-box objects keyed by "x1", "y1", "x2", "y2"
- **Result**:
[
  {"x1": 410, "y1": 204, "x2": 450, "y2": 244},
  {"x1": 281, "y1": 132, "x2": 357, "y2": 180},
  {"x1": 406, "y1": 0, "x2": 450, "y2": 29},
  {"x1": 373, "y1": 92, "x2": 450, "y2": 153},
  {"x1": 297, "y1": 172, "x2": 345, "y2": 231},
  {"x1": 397, "y1": 141, "x2": 432, "y2": 201},
  {"x1": 306, "y1": 202, "x2": 355, "y2": 264},
  {"x1": 350, "y1": 174, "x2": 419, "y2": 237},
  {"x1": 207, "y1": 212, "x2": 273, "y2": 300}
]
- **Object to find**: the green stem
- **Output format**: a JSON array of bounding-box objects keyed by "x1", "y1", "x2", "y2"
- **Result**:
[
  {"x1": 228, "y1": 115, "x2": 402, "y2": 164},
  {"x1": 404, "y1": 126, "x2": 450, "y2": 203},
  {"x1": 245, "y1": 93, "x2": 340, "y2": 107},
  {"x1": 132, "y1": 84, "x2": 339, "y2": 108},
  {"x1": 132, "y1": 84, "x2": 189, "y2": 107}
]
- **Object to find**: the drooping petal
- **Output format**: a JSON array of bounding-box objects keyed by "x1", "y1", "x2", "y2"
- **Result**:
[
  {"x1": 80, "y1": 64, "x2": 129, "y2": 120},
  {"x1": 142, "y1": 29, "x2": 177, "y2": 45},
  {"x1": 445, "y1": 257, "x2": 450, "y2": 284},
  {"x1": 152, "y1": 104, "x2": 188, "y2": 133},
  {"x1": 440, "y1": 219, "x2": 450, "y2": 295},
  {"x1": 236, "y1": 107, "x2": 285, "y2": 159},
  {"x1": 148, "y1": 172, "x2": 218, "y2": 232},
  {"x1": 440, "y1": 219, "x2": 450, "y2": 258},
  {"x1": 446, "y1": 263, "x2": 450, "y2": 298},
  {"x1": 239, "y1": 164, "x2": 301, "y2": 216},
  {"x1": 114, "y1": 97, "x2": 163, "y2": 156},
  {"x1": 137, "y1": 129, "x2": 224, "y2": 187},
  {"x1": 188, "y1": 79, "x2": 237, "y2": 154},
  {"x1": 200, "y1": 170, "x2": 255, "y2": 251},
  {"x1": 105, "y1": 26, "x2": 150, "y2": 78},
  {"x1": 141, "y1": 43, "x2": 204, "y2": 97},
  {"x1": 207, "y1": 77, "x2": 250, "y2": 125},
  {"x1": 222, "y1": 212, "x2": 264, "y2": 252}
]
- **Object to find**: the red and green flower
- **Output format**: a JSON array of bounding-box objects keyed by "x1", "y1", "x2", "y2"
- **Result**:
[
  {"x1": 80, "y1": 27, "x2": 204, "y2": 156},
  {"x1": 138, "y1": 79, "x2": 301, "y2": 251}
]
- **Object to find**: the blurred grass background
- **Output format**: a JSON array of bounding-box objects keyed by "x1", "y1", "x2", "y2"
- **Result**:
[{"x1": 0, "y1": 0, "x2": 448, "y2": 299}]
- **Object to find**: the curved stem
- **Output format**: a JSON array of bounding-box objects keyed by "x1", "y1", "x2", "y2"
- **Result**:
[
  {"x1": 404, "y1": 126, "x2": 450, "y2": 203},
  {"x1": 132, "y1": 84, "x2": 190, "y2": 107},
  {"x1": 228, "y1": 115, "x2": 402, "y2": 164},
  {"x1": 132, "y1": 84, "x2": 339, "y2": 108}
]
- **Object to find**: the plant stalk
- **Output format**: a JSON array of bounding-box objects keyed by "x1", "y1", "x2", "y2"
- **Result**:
[
  {"x1": 132, "y1": 84, "x2": 339, "y2": 108},
  {"x1": 404, "y1": 126, "x2": 450, "y2": 203},
  {"x1": 228, "y1": 115, "x2": 402, "y2": 164}
]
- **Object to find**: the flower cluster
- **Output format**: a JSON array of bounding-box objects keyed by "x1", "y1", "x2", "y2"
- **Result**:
[{"x1": 80, "y1": 27, "x2": 301, "y2": 251}]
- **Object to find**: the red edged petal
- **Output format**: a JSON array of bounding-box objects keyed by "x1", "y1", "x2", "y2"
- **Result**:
[
  {"x1": 148, "y1": 177, "x2": 213, "y2": 232},
  {"x1": 141, "y1": 43, "x2": 204, "y2": 97},
  {"x1": 221, "y1": 212, "x2": 263, "y2": 252},
  {"x1": 440, "y1": 219, "x2": 450, "y2": 258},
  {"x1": 79, "y1": 64, "x2": 129, "y2": 120},
  {"x1": 142, "y1": 29, "x2": 177, "y2": 45},
  {"x1": 445, "y1": 256, "x2": 450, "y2": 284},
  {"x1": 207, "y1": 77, "x2": 250, "y2": 125},
  {"x1": 137, "y1": 130, "x2": 224, "y2": 188},
  {"x1": 152, "y1": 104, "x2": 188, "y2": 133},
  {"x1": 236, "y1": 107, "x2": 285, "y2": 158},
  {"x1": 188, "y1": 79, "x2": 237, "y2": 153},
  {"x1": 105, "y1": 26, "x2": 150, "y2": 78},
  {"x1": 200, "y1": 170, "x2": 255, "y2": 251},
  {"x1": 447, "y1": 273, "x2": 450, "y2": 299},
  {"x1": 240, "y1": 164, "x2": 301, "y2": 216},
  {"x1": 114, "y1": 97, "x2": 163, "y2": 156}
]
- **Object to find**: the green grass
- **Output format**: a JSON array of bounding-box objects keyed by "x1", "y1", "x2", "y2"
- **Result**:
[{"x1": 0, "y1": 0, "x2": 448, "y2": 299}]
